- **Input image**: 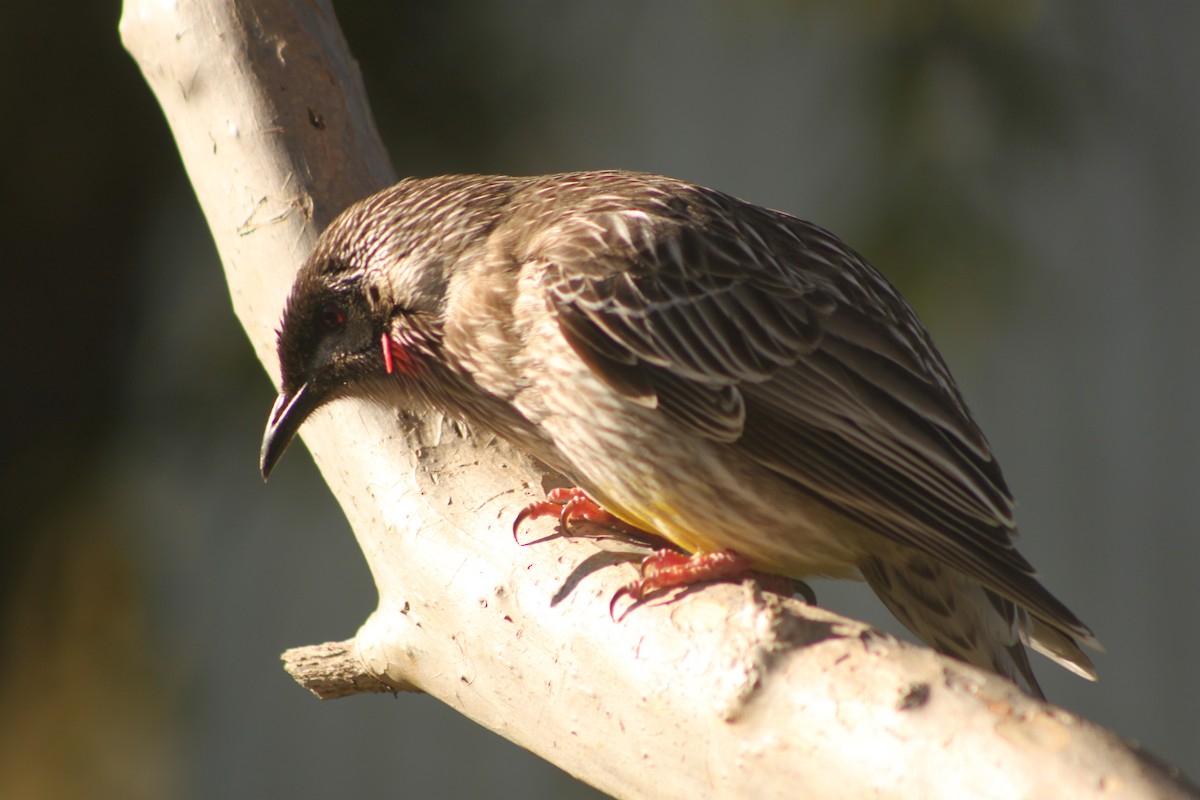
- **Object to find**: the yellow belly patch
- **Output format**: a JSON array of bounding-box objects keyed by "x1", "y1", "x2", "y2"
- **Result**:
[{"x1": 590, "y1": 487, "x2": 862, "y2": 581}]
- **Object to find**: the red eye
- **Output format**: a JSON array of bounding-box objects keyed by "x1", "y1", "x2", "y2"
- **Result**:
[{"x1": 320, "y1": 302, "x2": 346, "y2": 330}]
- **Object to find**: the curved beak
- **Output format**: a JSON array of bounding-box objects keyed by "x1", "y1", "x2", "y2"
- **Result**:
[{"x1": 259, "y1": 382, "x2": 320, "y2": 480}]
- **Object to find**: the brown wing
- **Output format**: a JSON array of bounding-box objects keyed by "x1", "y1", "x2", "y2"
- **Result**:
[{"x1": 531, "y1": 174, "x2": 1092, "y2": 643}]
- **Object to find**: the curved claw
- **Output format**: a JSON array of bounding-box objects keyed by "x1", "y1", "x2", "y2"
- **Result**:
[
  {"x1": 512, "y1": 499, "x2": 563, "y2": 544},
  {"x1": 609, "y1": 581, "x2": 645, "y2": 622},
  {"x1": 513, "y1": 487, "x2": 587, "y2": 543},
  {"x1": 607, "y1": 550, "x2": 693, "y2": 622},
  {"x1": 794, "y1": 579, "x2": 817, "y2": 605}
]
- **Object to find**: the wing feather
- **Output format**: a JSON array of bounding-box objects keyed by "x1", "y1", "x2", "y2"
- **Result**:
[{"x1": 529, "y1": 175, "x2": 1091, "y2": 641}]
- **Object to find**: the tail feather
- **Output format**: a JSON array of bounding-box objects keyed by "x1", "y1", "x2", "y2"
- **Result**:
[
  {"x1": 859, "y1": 552, "x2": 1095, "y2": 698},
  {"x1": 1027, "y1": 617, "x2": 1099, "y2": 681}
]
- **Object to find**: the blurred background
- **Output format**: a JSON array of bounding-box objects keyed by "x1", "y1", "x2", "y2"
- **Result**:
[{"x1": 1, "y1": 1, "x2": 1196, "y2": 797}]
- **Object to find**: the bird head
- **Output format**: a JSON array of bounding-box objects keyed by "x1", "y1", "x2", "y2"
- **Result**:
[{"x1": 258, "y1": 180, "x2": 478, "y2": 479}]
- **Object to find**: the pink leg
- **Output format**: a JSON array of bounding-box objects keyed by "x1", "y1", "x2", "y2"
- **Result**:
[{"x1": 514, "y1": 487, "x2": 805, "y2": 618}]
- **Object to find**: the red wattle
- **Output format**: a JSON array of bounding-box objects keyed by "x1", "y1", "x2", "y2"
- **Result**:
[
  {"x1": 382, "y1": 333, "x2": 415, "y2": 374},
  {"x1": 381, "y1": 332, "x2": 393, "y2": 373}
]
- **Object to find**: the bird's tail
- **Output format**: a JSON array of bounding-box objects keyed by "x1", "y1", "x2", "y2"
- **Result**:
[{"x1": 859, "y1": 553, "x2": 1096, "y2": 699}]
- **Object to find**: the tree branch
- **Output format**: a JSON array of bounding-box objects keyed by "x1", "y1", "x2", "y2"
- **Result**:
[
  {"x1": 120, "y1": 1, "x2": 1197, "y2": 797},
  {"x1": 280, "y1": 640, "x2": 412, "y2": 700}
]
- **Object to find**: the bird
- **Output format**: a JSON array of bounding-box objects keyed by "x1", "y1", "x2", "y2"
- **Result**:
[{"x1": 259, "y1": 170, "x2": 1098, "y2": 697}]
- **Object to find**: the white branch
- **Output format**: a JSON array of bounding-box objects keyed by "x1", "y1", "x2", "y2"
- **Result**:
[{"x1": 120, "y1": 1, "x2": 1197, "y2": 797}]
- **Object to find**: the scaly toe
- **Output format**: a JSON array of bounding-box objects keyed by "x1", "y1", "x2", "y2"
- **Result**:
[{"x1": 608, "y1": 548, "x2": 756, "y2": 621}]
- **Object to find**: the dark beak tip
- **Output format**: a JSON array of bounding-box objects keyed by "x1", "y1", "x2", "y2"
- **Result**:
[
  {"x1": 259, "y1": 383, "x2": 314, "y2": 482},
  {"x1": 259, "y1": 418, "x2": 291, "y2": 481},
  {"x1": 258, "y1": 449, "x2": 274, "y2": 482},
  {"x1": 259, "y1": 431, "x2": 281, "y2": 482}
]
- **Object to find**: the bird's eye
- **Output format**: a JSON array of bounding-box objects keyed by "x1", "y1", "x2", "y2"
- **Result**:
[{"x1": 320, "y1": 302, "x2": 347, "y2": 330}]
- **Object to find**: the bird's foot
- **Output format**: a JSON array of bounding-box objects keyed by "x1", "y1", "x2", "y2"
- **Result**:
[
  {"x1": 610, "y1": 549, "x2": 758, "y2": 620},
  {"x1": 515, "y1": 489, "x2": 811, "y2": 617},
  {"x1": 513, "y1": 487, "x2": 649, "y2": 544}
]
